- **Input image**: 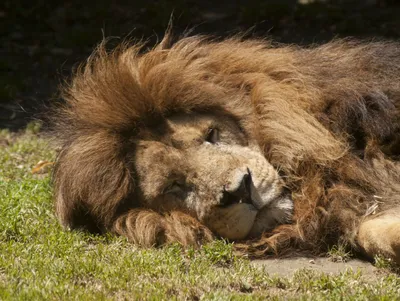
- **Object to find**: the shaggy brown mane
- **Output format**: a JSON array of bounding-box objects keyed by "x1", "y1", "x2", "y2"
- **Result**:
[{"x1": 52, "y1": 34, "x2": 400, "y2": 259}]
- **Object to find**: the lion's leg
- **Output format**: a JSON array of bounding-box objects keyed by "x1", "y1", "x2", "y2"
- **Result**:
[
  {"x1": 112, "y1": 209, "x2": 213, "y2": 247},
  {"x1": 357, "y1": 213, "x2": 400, "y2": 264}
]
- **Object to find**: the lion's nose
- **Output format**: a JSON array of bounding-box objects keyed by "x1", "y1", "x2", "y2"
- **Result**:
[
  {"x1": 220, "y1": 172, "x2": 253, "y2": 207},
  {"x1": 231, "y1": 173, "x2": 252, "y2": 199}
]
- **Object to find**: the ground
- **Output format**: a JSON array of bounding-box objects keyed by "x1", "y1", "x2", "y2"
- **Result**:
[{"x1": 1, "y1": 124, "x2": 400, "y2": 300}]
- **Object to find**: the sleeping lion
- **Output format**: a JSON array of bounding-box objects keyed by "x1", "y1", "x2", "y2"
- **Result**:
[{"x1": 52, "y1": 34, "x2": 400, "y2": 263}]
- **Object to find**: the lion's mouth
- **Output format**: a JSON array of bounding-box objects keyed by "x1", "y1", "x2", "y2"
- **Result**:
[
  {"x1": 219, "y1": 171, "x2": 291, "y2": 211},
  {"x1": 219, "y1": 171, "x2": 257, "y2": 208},
  {"x1": 219, "y1": 191, "x2": 253, "y2": 208}
]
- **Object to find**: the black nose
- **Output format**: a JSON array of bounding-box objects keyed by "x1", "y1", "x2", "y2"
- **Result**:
[{"x1": 220, "y1": 172, "x2": 253, "y2": 207}]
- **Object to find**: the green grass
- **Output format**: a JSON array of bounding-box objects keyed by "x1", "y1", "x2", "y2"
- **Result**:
[
  {"x1": 327, "y1": 244, "x2": 352, "y2": 263},
  {"x1": 1, "y1": 125, "x2": 400, "y2": 300}
]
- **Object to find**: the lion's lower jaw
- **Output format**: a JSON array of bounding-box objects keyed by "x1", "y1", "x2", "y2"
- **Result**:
[
  {"x1": 248, "y1": 195, "x2": 294, "y2": 238},
  {"x1": 204, "y1": 193, "x2": 294, "y2": 241},
  {"x1": 205, "y1": 203, "x2": 259, "y2": 240}
]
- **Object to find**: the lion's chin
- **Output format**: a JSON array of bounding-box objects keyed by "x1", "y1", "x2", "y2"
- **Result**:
[
  {"x1": 206, "y1": 203, "x2": 258, "y2": 240},
  {"x1": 205, "y1": 190, "x2": 294, "y2": 240}
]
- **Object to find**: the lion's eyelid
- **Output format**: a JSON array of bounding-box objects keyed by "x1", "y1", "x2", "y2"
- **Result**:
[
  {"x1": 205, "y1": 127, "x2": 220, "y2": 144},
  {"x1": 162, "y1": 182, "x2": 184, "y2": 195}
]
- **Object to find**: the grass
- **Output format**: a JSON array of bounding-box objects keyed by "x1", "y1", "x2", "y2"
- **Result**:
[
  {"x1": 327, "y1": 244, "x2": 352, "y2": 263},
  {"x1": 1, "y1": 124, "x2": 400, "y2": 300}
]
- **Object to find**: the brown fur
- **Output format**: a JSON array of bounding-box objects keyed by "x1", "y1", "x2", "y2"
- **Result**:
[{"x1": 52, "y1": 34, "x2": 400, "y2": 262}]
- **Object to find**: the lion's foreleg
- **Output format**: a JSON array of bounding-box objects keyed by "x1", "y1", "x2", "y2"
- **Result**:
[
  {"x1": 357, "y1": 212, "x2": 400, "y2": 264},
  {"x1": 112, "y1": 209, "x2": 213, "y2": 247}
]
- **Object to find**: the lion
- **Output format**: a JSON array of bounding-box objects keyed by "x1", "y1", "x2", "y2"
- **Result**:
[{"x1": 52, "y1": 34, "x2": 400, "y2": 264}]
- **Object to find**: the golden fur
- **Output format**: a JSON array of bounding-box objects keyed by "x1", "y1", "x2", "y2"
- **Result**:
[{"x1": 52, "y1": 34, "x2": 400, "y2": 262}]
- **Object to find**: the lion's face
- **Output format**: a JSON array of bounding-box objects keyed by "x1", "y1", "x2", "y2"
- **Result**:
[{"x1": 134, "y1": 113, "x2": 293, "y2": 240}]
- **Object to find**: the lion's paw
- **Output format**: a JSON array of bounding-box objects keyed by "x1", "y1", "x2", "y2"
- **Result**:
[{"x1": 358, "y1": 215, "x2": 400, "y2": 265}]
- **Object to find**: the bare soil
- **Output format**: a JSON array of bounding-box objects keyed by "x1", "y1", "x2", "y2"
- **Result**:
[{"x1": 252, "y1": 257, "x2": 379, "y2": 278}]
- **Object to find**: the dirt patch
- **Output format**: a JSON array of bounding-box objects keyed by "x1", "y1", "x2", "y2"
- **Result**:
[{"x1": 252, "y1": 257, "x2": 378, "y2": 278}]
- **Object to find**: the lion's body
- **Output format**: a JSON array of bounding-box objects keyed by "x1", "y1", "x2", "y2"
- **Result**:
[{"x1": 53, "y1": 35, "x2": 400, "y2": 262}]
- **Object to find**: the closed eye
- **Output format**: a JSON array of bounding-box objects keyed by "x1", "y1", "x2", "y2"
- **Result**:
[
  {"x1": 162, "y1": 182, "x2": 184, "y2": 195},
  {"x1": 205, "y1": 128, "x2": 219, "y2": 144}
]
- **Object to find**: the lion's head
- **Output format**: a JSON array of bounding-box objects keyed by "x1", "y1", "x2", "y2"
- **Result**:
[{"x1": 52, "y1": 36, "x2": 297, "y2": 246}]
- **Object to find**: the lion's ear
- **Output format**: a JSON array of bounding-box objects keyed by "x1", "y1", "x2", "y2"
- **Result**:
[{"x1": 53, "y1": 130, "x2": 132, "y2": 233}]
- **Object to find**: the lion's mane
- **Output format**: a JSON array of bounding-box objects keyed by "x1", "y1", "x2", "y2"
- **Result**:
[{"x1": 53, "y1": 35, "x2": 400, "y2": 256}]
